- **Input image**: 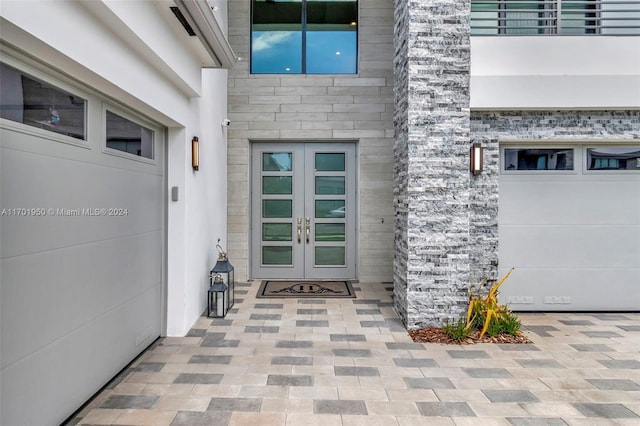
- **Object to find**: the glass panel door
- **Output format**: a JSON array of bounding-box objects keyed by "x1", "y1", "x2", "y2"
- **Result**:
[
  {"x1": 251, "y1": 142, "x2": 356, "y2": 279},
  {"x1": 252, "y1": 148, "x2": 304, "y2": 278}
]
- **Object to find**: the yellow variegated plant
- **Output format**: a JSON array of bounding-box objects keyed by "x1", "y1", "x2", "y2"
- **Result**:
[{"x1": 465, "y1": 267, "x2": 517, "y2": 338}]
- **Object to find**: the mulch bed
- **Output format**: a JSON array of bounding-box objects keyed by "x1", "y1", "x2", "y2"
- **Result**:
[{"x1": 409, "y1": 327, "x2": 533, "y2": 345}]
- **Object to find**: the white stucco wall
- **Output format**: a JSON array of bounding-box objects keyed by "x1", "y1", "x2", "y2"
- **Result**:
[
  {"x1": 471, "y1": 37, "x2": 640, "y2": 109},
  {"x1": 1, "y1": 0, "x2": 229, "y2": 423}
]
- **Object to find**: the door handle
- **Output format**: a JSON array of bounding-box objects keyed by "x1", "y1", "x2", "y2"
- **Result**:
[
  {"x1": 305, "y1": 217, "x2": 310, "y2": 244},
  {"x1": 297, "y1": 218, "x2": 302, "y2": 244}
]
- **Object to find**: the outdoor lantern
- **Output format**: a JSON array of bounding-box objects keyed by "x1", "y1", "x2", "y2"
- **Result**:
[
  {"x1": 208, "y1": 274, "x2": 229, "y2": 318},
  {"x1": 470, "y1": 142, "x2": 483, "y2": 175},
  {"x1": 211, "y1": 240, "x2": 235, "y2": 308},
  {"x1": 192, "y1": 136, "x2": 199, "y2": 171}
]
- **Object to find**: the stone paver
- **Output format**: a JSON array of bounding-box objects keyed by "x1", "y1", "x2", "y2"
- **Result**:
[{"x1": 69, "y1": 281, "x2": 640, "y2": 425}]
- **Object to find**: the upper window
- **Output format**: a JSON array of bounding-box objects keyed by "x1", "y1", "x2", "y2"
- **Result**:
[
  {"x1": 471, "y1": 0, "x2": 640, "y2": 35},
  {"x1": 504, "y1": 148, "x2": 574, "y2": 171},
  {"x1": 106, "y1": 111, "x2": 154, "y2": 159},
  {"x1": 587, "y1": 147, "x2": 640, "y2": 171},
  {"x1": 251, "y1": 0, "x2": 358, "y2": 74},
  {"x1": 0, "y1": 62, "x2": 86, "y2": 140}
]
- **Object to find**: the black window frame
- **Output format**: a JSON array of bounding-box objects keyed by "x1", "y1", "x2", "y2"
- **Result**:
[{"x1": 250, "y1": 0, "x2": 359, "y2": 75}]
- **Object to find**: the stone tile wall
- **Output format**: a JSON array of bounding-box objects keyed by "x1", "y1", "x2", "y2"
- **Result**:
[
  {"x1": 227, "y1": 0, "x2": 395, "y2": 282},
  {"x1": 393, "y1": 0, "x2": 473, "y2": 329}
]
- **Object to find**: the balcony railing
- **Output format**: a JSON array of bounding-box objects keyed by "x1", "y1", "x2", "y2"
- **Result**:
[{"x1": 471, "y1": 0, "x2": 640, "y2": 35}]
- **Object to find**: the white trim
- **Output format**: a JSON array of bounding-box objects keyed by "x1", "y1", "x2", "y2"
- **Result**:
[{"x1": 0, "y1": 119, "x2": 90, "y2": 150}]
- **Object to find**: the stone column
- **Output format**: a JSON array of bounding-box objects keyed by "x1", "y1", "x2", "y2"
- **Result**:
[{"x1": 393, "y1": 0, "x2": 472, "y2": 328}]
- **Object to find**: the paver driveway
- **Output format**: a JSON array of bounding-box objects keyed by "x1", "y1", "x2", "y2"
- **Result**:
[{"x1": 70, "y1": 282, "x2": 640, "y2": 426}]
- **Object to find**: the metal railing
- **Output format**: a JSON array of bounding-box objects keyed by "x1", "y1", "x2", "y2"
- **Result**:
[{"x1": 471, "y1": 0, "x2": 640, "y2": 35}]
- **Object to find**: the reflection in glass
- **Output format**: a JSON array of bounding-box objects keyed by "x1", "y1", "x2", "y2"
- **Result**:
[
  {"x1": 251, "y1": 0, "x2": 357, "y2": 74},
  {"x1": 315, "y1": 223, "x2": 345, "y2": 242},
  {"x1": 251, "y1": 31, "x2": 302, "y2": 73},
  {"x1": 587, "y1": 147, "x2": 640, "y2": 170},
  {"x1": 263, "y1": 152, "x2": 293, "y2": 171},
  {"x1": 503, "y1": 0, "x2": 546, "y2": 35},
  {"x1": 263, "y1": 200, "x2": 293, "y2": 218},
  {"x1": 251, "y1": 0, "x2": 302, "y2": 73},
  {"x1": 315, "y1": 246, "x2": 345, "y2": 266},
  {"x1": 315, "y1": 176, "x2": 345, "y2": 195},
  {"x1": 263, "y1": 246, "x2": 293, "y2": 265},
  {"x1": 307, "y1": 32, "x2": 357, "y2": 74},
  {"x1": 0, "y1": 62, "x2": 86, "y2": 140},
  {"x1": 263, "y1": 176, "x2": 293, "y2": 194},
  {"x1": 471, "y1": 1, "x2": 499, "y2": 35},
  {"x1": 315, "y1": 153, "x2": 345, "y2": 171},
  {"x1": 263, "y1": 223, "x2": 293, "y2": 241},
  {"x1": 504, "y1": 148, "x2": 574, "y2": 171},
  {"x1": 316, "y1": 200, "x2": 345, "y2": 218},
  {"x1": 306, "y1": 1, "x2": 357, "y2": 73},
  {"x1": 561, "y1": 0, "x2": 598, "y2": 35},
  {"x1": 106, "y1": 111, "x2": 154, "y2": 159}
]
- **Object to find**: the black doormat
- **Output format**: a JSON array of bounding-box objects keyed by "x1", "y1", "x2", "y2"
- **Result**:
[{"x1": 257, "y1": 280, "x2": 356, "y2": 298}]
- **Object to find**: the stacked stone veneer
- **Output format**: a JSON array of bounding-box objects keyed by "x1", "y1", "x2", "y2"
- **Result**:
[
  {"x1": 393, "y1": 0, "x2": 473, "y2": 328},
  {"x1": 226, "y1": 0, "x2": 395, "y2": 282},
  {"x1": 471, "y1": 111, "x2": 640, "y2": 141}
]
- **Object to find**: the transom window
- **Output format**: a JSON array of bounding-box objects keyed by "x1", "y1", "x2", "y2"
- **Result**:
[
  {"x1": 471, "y1": 0, "x2": 640, "y2": 35},
  {"x1": 106, "y1": 110, "x2": 154, "y2": 159},
  {"x1": 251, "y1": 0, "x2": 358, "y2": 74},
  {"x1": 504, "y1": 148, "x2": 574, "y2": 171},
  {"x1": 587, "y1": 147, "x2": 640, "y2": 170},
  {"x1": 0, "y1": 62, "x2": 86, "y2": 140}
]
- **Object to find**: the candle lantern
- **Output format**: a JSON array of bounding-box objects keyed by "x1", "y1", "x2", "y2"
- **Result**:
[
  {"x1": 207, "y1": 274, "x2": 229, "y2": 318},
  {"x1": 211, "y1": 240, "x2": 235, "y2": 308}
]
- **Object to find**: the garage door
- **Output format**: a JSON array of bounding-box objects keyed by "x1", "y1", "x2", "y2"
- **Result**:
[
  {"x1": 498, "y1": 145, "x2": 640, "y2": 311},
  {"x1": 0, "y1": 60, "x2": 164, "y2": 424}
]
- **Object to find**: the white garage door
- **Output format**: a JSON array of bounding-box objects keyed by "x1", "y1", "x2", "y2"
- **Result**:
[
  {"x1": 498, "y1": 145, "x2": 640, "y2": 311},
  {"x1": 1, "y1": 60, "x2": 164, "y2": 424}
]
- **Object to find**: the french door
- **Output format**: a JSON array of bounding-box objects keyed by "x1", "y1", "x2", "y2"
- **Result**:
[{"x1": 251, "y1": 142, "x2": 356, "y2": 279}]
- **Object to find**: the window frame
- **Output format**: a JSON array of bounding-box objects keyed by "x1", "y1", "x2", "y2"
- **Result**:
[
  {"x1": 0, "y1": 58, "x2": 89, "y2": 149},
  {"x1": 583, "y1": 146, "x2": 640, "y2": 173},
  {"x1": 250, "y1": 0, "x2": 359, "y2": 75},
  {"x1": 501, "y1": 146, "x2": 578, "y2": 174},
  {"x1": 102, "y1": 104, "x2": 158, "y2": 165}
]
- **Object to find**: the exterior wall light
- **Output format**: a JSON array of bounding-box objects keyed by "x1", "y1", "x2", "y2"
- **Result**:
[
  {"x1": 192, "y1": 136, "x2": 199, "y2": 171},
  {"x1": 470, "y1": 142, "x2": 483, "y2": 175}
]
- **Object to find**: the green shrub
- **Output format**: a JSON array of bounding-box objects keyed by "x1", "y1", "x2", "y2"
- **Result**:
[
  {"x1": 465, "y1": 268, "x2": 523, "y2": 338},
  {"x1": 497, "y1": 310, "x2": 521, "y2": 335},
  {"x1": 443, "y1": 318, "x2": 471, "y2": 341}
]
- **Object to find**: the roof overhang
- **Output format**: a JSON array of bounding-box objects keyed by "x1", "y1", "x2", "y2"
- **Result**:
[{"x1": 173, "y1": 0, "x2": 237, "y2": 69}]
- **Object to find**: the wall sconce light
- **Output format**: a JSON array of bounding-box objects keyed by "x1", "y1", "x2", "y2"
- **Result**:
[
  {"x1": 192, "y1": 136, "x2": 199, "y2": 171},
  {"x1": 470, "y1": 142, "x2": 483, "y2": 175}
]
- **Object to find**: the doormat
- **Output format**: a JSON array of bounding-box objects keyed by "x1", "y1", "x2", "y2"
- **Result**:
[{"x1": 257, "y1": 281, "x2": 356, "y2": 298}]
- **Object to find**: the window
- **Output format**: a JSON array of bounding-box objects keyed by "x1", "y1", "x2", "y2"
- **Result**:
[
  {"x1": 251, "y1": 0, "x2": 358, "y2": 74},
  {"x1": 0, "y1": 62, "x2": 86, "y2": 140},
  {"x1": 504, "y1": 148, "x2": 574, "y2": 171},
  {"x1": 106, "y1": 111, "x2": 154, "y2": 159},
  {"x1": 470, "y1": 0, "x2": 640, "y2": 35},
  {"x1": 587, "y1": 147, "x2": 640, "y2": 170}
]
